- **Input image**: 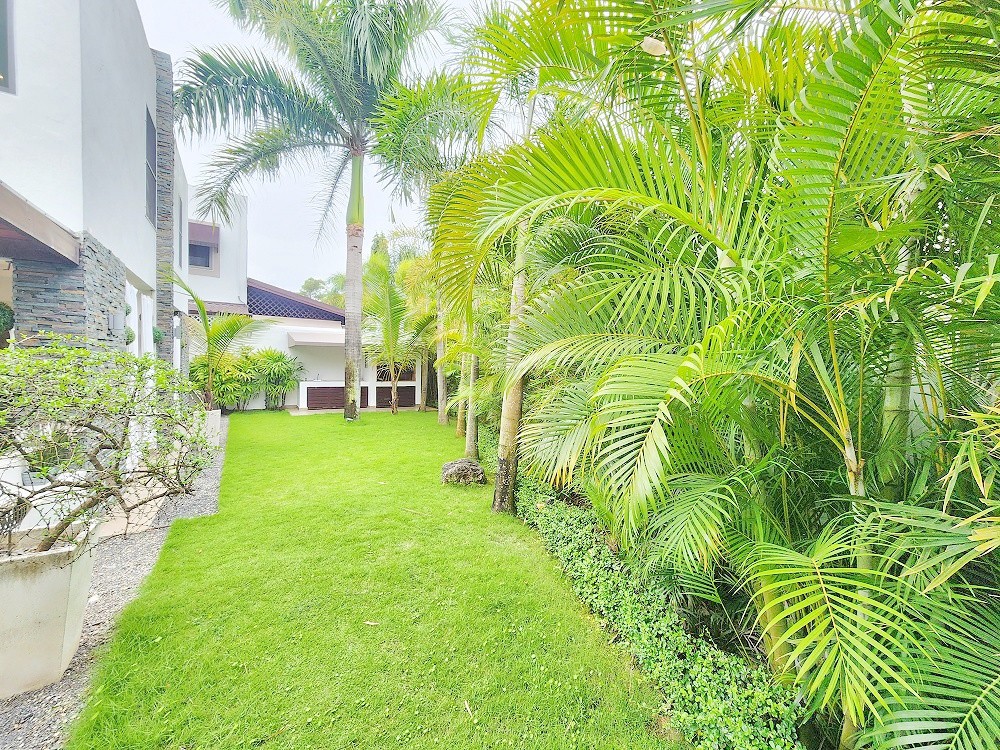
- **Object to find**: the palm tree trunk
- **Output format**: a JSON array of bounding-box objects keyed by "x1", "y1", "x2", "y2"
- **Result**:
[
  {"x1": 841, "y1": 437, "x2": 868, "y2": 750},
  {"x1": 344, "y1": 153, "x2": 365, "y2": 421},
  {"x1": 456, "y1": 355, "x2": 467, "y2": 438},
  {"x1": 436, "y1": 299, "x2": 448, "y2": 425},
  {"x1": 391, "y1": 375, "x2": 399, "y2": 415},
  {"x1": 420, "y1": 352, "x2": 430, "y2": 411},
  {"x1": 493, "y1": 227, "x2": 528, "y2": 514},
  {"x1": 465, "y1": 353, "x2": 479, "y2": 460},
  {"x1": 881, "y1": 344, "x2": 913, "y2": 501}
]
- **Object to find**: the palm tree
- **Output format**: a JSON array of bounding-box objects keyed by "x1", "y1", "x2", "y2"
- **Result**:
[
  {"x1": 362, "y1": 250, "x2": 434, "y2": 413},
  {"x1": 429, "y1": 0, "x2": 1000, "y2": 747},
  {"x1": 176, "y1": 275, "x2": 267, "y2": 410},
  {"x1": 175, "y1": 0, "x2": 442, "y2": 420}
]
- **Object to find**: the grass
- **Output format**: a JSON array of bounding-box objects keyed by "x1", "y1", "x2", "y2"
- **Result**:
[{"x1": 69, "y1": 411, "x2": 674, "y2": 749}]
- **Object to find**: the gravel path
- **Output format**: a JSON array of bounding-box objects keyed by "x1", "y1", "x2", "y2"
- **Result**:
[{"x1": 0, "y1": 417, "x2": 229, "y2": 750}]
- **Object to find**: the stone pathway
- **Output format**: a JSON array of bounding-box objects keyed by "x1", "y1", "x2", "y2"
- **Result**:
[{"x1": 0, "y1": 418, "x2": 228, "y2": 750}]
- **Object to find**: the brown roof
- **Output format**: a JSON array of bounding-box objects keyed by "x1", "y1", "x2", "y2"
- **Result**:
[{"x1": 247, "y1": 278, "x2": 346, "y2": 322}]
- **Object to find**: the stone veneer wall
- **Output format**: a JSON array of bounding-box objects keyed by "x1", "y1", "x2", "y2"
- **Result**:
[
  {"x1": 152, "y1": 49, "x2": 176, "y2": 363},
  {"x1": 12, "y1": 235, "x2": 126, "y2": 347}
]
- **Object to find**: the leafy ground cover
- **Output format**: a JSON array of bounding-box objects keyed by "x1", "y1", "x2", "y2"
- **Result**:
[{"x1": 69, "y1": 411, "x2": 674, "y2": 749}]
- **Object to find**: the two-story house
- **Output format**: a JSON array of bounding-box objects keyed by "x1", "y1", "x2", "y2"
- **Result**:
[
  {"x1": 0, "y1": 0, "x2": 182, "y2": 363},
  {"x1": 180, "y1": 204, "x2": 424, "y2": 411}
]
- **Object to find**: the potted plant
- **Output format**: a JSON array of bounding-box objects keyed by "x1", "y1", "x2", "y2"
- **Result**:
[{"x1": 0, "y1": 337, "x2": 211, "y2": 699}]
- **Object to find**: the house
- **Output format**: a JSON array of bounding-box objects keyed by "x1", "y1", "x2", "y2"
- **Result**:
[
  {"x1": 0, "y1": 0, "x2": 183, "y2": 364},
  {"x1": 179, "y1": 205, "x2": 423, "y2": 411}
]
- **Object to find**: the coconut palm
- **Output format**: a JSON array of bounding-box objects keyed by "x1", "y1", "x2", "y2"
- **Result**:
[
  {"x1": 175, "y1": 0, "x2": 442, "y2": 420},
  {"x1": 431, "y1": 0, "x2": 1000, "y2": 746}
]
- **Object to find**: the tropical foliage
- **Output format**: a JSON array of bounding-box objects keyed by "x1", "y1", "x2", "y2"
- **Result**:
[
  {"x1": 175, "y1": 0, "x2": 443, "y2": 420},
  {"x1": 362, "y1": 248, "x2": 434, "y2": 413},
  {"x1": 417, "y1": 0, "x2": 1000, "y2": 748},
  {"x1": 177, "y1": 276, "x2": 267, "y2": 409},
  {"x1": 191, "y1": 348, "x2": 304, "y2": 412}
]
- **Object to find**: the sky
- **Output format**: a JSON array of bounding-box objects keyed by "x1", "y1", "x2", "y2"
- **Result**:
[{"x1": 135, "y1": 0, "x2": 461, "y2": 293}]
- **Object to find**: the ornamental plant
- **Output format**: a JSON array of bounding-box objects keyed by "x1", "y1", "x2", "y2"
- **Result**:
[{"x1": 0, "y1": 338, "x2": 213, "y2": 554}]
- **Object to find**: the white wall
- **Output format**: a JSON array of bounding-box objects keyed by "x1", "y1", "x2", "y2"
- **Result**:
[
  {"x1": 186, "y1": 194, "x2": 249, "y2": 305},
  {"x1": 0, "y1": 0, "x2": 160, "y2": 291},
  {"x1": 80, "y1": 0, "x2": 158, "y2": 291},
  {"x1": 173, "y1": 158, "x2": 190, "y2": 304},
  {"x1": 0, "y1": 0, "x2": 85, "y2": 230}
]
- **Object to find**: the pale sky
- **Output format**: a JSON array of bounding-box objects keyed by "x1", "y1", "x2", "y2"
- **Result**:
[{"x1": 135, "y1": 0, "x2": 470, "y2": 293}]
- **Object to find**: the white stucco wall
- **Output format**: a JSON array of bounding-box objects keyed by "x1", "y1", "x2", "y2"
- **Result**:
[
  {"x1": 0, "y1": 0, "x2": 85, "y2": 230},
  {"x1": 173, "y1": 159, "x2": 190, "y2": 308},
  {"x1": 186, "y1": 195, "x2": 249, "y2": 305},
  {"x1": 80, "y1": 0, "x2": 158, "y2": 291},
  {"x1": 0, "y1": 0, "x2": 159, "y2": 290}
]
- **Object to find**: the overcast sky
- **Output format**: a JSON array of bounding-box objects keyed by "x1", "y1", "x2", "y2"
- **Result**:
[{"x1": 136, "y1": 0, "x2": 469, "y2": 293}]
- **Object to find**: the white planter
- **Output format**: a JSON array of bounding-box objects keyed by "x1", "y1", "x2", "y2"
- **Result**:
[
  {"x1": 0, "y1": 522, "x2": 100, "y2": 700},
  {"x1": 206, "y1": 409, "x2": 222, "y2": 447}
]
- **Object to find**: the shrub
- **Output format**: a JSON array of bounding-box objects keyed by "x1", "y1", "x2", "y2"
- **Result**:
[
  {"x1": 0, "y1": 337, "x2": 212, "y2": 553},
  {"x1": 189, "y1": 349, "x2": 304, "y2": 412},
  {"x1": 515, "y1": 480, "x2": 805, "y2": 750},
  {"x1": 0, "y1": 302, "x2": 13, "y2": 334},
  {"x1": 152, "y1": 326, "x2": 165, "y2": 347},
  {"x1": 248, "y1": 349, "x2": 303, "y2": 410}
]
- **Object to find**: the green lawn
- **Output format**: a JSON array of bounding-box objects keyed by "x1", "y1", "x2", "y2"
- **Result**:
[{"x1": 69, "y1": 411, "x2": 672, "y2": 749}]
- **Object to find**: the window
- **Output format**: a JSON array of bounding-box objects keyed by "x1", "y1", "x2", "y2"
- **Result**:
[
  {"x1": 0, "y1": 0, "x2": 13, "y2": 94},
  {"x1": 376, "y1": 364, "x2": 415, "y2": 381},
  {"x1": 188, "y1": 243, "x2": 213, "y2": 269},
  {"x1": 145, "y1": 110, "x2": 156, "y2": 224}
]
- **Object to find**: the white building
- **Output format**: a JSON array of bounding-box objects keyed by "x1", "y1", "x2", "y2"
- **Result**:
[
  {"x1": 179, "y1": 203, "x2": 423, "y2": 411},
  {"x1": 0, "y1": 0, "x2": 179, "y2": 360}
]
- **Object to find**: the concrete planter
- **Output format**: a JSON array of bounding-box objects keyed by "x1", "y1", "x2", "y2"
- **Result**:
[
  {"x1": 0, "y1": 522, "x2": 100, "y2": 700},
  {"x1": 206, "y1": 409, "x2": 222, "y2": 447}
]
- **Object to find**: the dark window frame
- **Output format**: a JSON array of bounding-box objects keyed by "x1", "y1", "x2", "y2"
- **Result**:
[
  {"x1": 188, "y1": 243, "x2": 213, "y2": 269},
  {"x1": 0, "y1": 0, "x2": 14, "y2": 95}
]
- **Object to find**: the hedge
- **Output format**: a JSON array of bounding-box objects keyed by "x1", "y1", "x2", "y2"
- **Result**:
[{"x1": 508, "y1": 463, "x2": 805, "y2": 749}]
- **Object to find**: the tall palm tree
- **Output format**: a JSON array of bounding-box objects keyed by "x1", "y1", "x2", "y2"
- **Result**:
[{"x1": 175, "y1": 0, "x2": 442, "y2": 420}]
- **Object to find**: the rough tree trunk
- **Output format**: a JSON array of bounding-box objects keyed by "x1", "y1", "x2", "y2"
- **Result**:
[
  {"x1": 391, "y1": 376, "x2": 399, "y2": 415},
  {"x1": 344, "y1": 154, "x2": 365, "y2": 421},
  {"x1": 493, "y1": 229, "x2": 527, "y2": 514},
  {"x1": 465, "y1": 354, "x2": 479, "y2": 460}
]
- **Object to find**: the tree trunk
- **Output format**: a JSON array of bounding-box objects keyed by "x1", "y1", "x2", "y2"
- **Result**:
[
  {"x1": 391, "y1": 376, "x2": 399, "y2": 415},
  {"x1": 465, "y1": 354, "x2": 479, "y2": 460},
  {"x1": 420, "y1": 352, "x2": 430, "y2": 411},
  {"x1": 344, "y1": 154, "x2": 365, "y2": 421},
  {"x1": 493, "y1": 228, "x2": 528, "y2": 514},
  {"x1": 436, "y1": 300, "x2": 448, "y2": 425},
  {"x1": 456, "y1": 355, "x2": 467, "y2": 438},
  {"x1": 841, "y1": 438, "x2": 868, "y2": 750}
]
